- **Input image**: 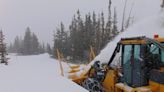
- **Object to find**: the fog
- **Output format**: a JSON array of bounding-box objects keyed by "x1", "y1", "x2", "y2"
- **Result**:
[{"x1": 0, "y1": 0, "x2": 161, "y2": 45}]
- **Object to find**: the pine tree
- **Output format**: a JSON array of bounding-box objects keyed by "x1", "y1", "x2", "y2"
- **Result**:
[
  {"x1": 100, "y1": 12, "x2": 105, "y2": 49},
  {"x1": 54, "y1": 22, "x2": 68, "y2": 58},
  {"x1": 13, "y1": 36, "x2": 22, "y2": 53},
  {"x1": 0, "y1": 31, "x2": 8, "y2": 65},
  {"x1": 7, "y1": 43, "x2": 13, "y2": 53},
  {"x1": 31, "y1": 33, "x2": 39, "y2": 54},
  {"x1": 23, "y1": 27, "x2": 32, "y2": 55},
  {"x1": 105, "y1": 0, "x2": 112, "y2": 43},
  {"x1": 52, "y1": 0, "x2": 121, "y2": 62},
  {"x1": 92, "y1": 11, "x2": 97, "y2": 41},
  {"x1": 46, "y1": 43, "x2": 52, "y2": 55},
  {"x1": 95, "y1": 15, "x2": 101, "y2": 54},
  {"x1": 76, "y1": 10, "x2": 85, "y2": 60},
  {"x1": 69, "y1": 15, "x2": 78, "y2": 60},
  {"x1": 84, "y1": 13, "x2": 93, "y2": 49}
]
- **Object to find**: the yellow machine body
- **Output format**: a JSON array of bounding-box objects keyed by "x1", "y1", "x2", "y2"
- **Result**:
[{"x1": 67, "y1": 36, "x2": 164, "y2": 92}]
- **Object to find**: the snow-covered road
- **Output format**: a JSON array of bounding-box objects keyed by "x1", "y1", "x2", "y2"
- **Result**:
[{"x1": 0, "y1": 53, "x2": 87, "y2": 92}]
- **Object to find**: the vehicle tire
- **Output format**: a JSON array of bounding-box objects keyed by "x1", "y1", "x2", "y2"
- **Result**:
[{"x1": 82, "y1": 78, "x2": 105, "y2": 92}]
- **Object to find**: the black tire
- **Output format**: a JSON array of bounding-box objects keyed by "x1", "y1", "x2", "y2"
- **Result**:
[{"x1": 82, "y1": 78, "x2": 105, "y2": 92}]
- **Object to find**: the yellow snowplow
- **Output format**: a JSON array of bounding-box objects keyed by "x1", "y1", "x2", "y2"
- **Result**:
[{"x1": 67, "y1": 36, "x2": 164, "y2": 92}]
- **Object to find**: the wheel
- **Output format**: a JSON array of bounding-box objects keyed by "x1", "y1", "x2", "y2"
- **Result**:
[{"x1": 82, "y1": 78, "x2": 105, "y2": 92}]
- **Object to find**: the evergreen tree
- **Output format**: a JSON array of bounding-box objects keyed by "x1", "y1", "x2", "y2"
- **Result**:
[
  {"x1": 46, "y1": 43, "x2": 52, "y2": 55},
  {"x1": 0, "y1": 31, "x2": 8, "y2": 65},
  {"x1": 105, "y1": 0, "x2": 112, "y2": 43},
  {"x1": 95, "y1": 15, "x2": 101, "y2": 54},
  {"x1": 13, "y1": 36, "x2": 23, "y2": 53},
  {"x1": 31, "y1": 33, "x2": 39, "y2": 54},
  {"x1": 76, "y1": 10, "x2": 85, "y2": 60},
  {"x1": 9, "y1": 27, "x2": 45, "y2": 55},
  {"x1": 54, "y1": 22, "x2": 68, "y2": 58},
  {"x1": 23, "y1": 27, "x2": 32, "y2": 55},
  {"x1": 100, "y1": 12, "x2": 105, "y2": 49},
  {"x1": 7, "y1": 43, "x2": 13, "y2": 53},
  {"x1": 52, "y1": 0, "x2": 120, "y2": 63},
  {"x1": 37, "y1": 42, "x2": 45, "y2": 54},
  {"x1": 22, "y1": 27, "x2": 40, "y2": 55},
  {"x1": 69, "y1": 15, "x2": 78, "y2": 60},
  {"x1": 92, "y1": 12, "x2": 97, "y2": 46}
]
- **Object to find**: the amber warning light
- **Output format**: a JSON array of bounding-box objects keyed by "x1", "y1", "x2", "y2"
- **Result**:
[{"x1": 154, "y1": 34, "x2": 159, "y2": 39}]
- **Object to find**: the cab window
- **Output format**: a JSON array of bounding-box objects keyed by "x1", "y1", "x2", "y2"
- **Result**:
[
  {"x1": 149, "y1": 44, "x2": 159, "y2": 54},
  {"x1": 161, "y1": 43, "x2": 164, "y2": 63},
  {"x1": 161, "y1": 50, "x2": 164, "y2": 63}
]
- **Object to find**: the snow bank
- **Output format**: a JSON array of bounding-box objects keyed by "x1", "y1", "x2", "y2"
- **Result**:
[
  {"x1": 93, "y1": 11, "x2": 164, "y2": 64},
  {"x1": 0, "y1": 53, "x2": 88, "y2": 92}
]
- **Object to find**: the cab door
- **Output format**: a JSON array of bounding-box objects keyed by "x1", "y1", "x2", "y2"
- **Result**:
[
  {"x1": 122, "y1": 44, "x2": 149, "y2": 87},
  {"x1": 122, "y1": 45, "x2": 133, "y2": 85}
]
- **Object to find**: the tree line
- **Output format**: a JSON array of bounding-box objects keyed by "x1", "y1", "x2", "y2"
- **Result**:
[
  {"x1": 8, "y1": 0, "x2": 133, "y2": 64},
  {"x1": 53, "y1": 0, "x2": 119, "y2": 63},
  {"x1": 8, "y1": 27, "x2": 53, "y2": 55}
]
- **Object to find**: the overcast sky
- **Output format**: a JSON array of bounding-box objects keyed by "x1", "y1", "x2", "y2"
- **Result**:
[{"x1": 0, "y1": 0, "x2": 161, "y2": 45}]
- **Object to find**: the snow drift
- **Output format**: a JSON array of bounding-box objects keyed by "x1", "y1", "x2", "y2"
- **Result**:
[
  {"x1": 0, "y1": 53, "x2": 88, "y2": 92},
  {"x1": 93, "y1": 11, "x2": 164, "y2": 64}
]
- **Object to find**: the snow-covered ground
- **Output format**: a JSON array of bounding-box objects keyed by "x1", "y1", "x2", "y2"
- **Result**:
[{"x1": 0, "y1": 53, "x2": 88, "y2": 92}]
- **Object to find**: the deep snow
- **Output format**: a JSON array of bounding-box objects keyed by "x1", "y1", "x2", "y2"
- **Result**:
[{"x1": 0, "y1": 53, "x2": 88, "y2": 92}]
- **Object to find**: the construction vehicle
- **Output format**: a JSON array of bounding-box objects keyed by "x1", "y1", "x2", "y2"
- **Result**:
[{"x1": 67, "y1": 36, "x2": 164, "y2": 92}]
